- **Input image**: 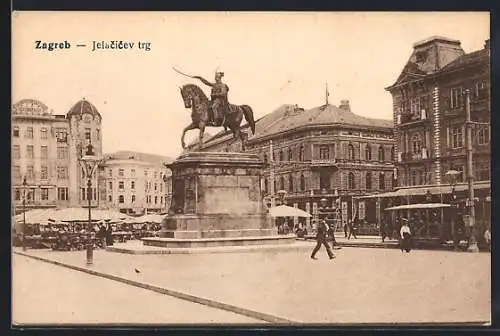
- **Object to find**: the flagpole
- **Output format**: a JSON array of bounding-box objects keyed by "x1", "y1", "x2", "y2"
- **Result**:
[{"x1": 325, "y1": 82, "x2": 329, "y2": 105}]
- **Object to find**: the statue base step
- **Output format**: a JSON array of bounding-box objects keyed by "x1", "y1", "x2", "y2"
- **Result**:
[{"x1": 142, "y1": 235, "x2": 295, "y2": 249}]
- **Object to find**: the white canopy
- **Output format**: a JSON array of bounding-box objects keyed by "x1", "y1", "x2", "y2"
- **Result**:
[
  {"x1": 133, "y1": 213, "x2": 166, "y2": 224},
  {"x1": 49, "y1": 207, "x2": 135, "y2": 222},
  {"x1": 268, "y1": 205, "x2": 312, "y2": 218},
  {"x1": 12, "y1": 209, "x2": 57, "y2": 225}
]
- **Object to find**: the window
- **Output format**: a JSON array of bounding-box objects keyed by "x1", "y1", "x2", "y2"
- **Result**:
[
  {"x1": 366, "y1": 171, "x2": 372, "y2": 190},
  {"x1": 57, "y1": 146, "x2": 68, "y2": 159},
  {"x1": 411, "y1": 171, "x2": 417, "y2": 186},
  {"x1": 13, "y1": 166, "x2": 21, "y2": 179},
  {"x1": 108, "y1": 169, "x2": 113, "y2": 177},
  {"x1": 451, "y1": 126, "x2": 463, "y2": 148},
  {"x1": 320, "y1": 170, "x2": 330, "y2": 190},
  {"x1": 119, "y1": 195, "x2": 124, "y2": 203},
  {"x1": 41, "y1": 146, "x2": 48, "y2": 159},
  {"x1": 347, "y1": 144, "x2": 355, "y2": 160},
  {"x1": 108, "y1": 195, "x2": 112, "y2": 202},
  {"x1": 14, "y1": 189, "x2": 21, "y2": 200},
  {"x1": 279, "y1": 150, "x2": 284, "y2": 162},
  {"x1": 13, "y1": 126, "x2": 19, "y2": 137},
  {"x1": 55, "y1": 128, "x2": 68, "y2": 143},
  {"x1": 118, "y1": 169, "x2": 124, "y2": 177},
  {"x1": 390, "y1": 146, "x2": 395, "y2": 161},
  {"x1": 476, "y1": 125, "x2": 490, "y2": 145},
  {"x1": 85, "y1": 128, "x2": 91, "y2": 140},
  {"x1": 154, "y1": 171, "x2": 158, "y2": 179},
  {"x1": 365, "y1": 144, "x2": 371, "y2": 161},
  {"x1": 155, "y1": 196, "x2": 158, "y2": 204},
  {"x1": 41, "y1": 188, "x2": 49, "y2": 201},
  {"x1": 319, "y1": 145, "x2": 329, "y2": 160},
  {"x1": 40, "y1": 166, "x2": 48, "y2": 180},
  {"x1": 300, "y1": 174, "x2": 305, "y2": 191},
  {"x1": 57, "y1": 187, "x2": 68, "y2": 201},
  {"x1": 25, "y1": 127, "x2": 33, "y2": 138},
  {"x1": 288, "y1": 175, "x2": 294, "y2": 192},
  {"x1": 161, "y1": 196, "x2": 164, "y2": 205},
  {"x1": 13, "y1": 145, "x2": 20, "y2": 159},
  {"x1": 410, "y1": 97, "x2": 421, "y2": 117},
  {"x1": 299, "y1": 146, "x2": 305, "y2": 161},
  {"x1": 288, "y1": 148, "x2": 293, "y2": 161},
  {"x1": 131, "y1": 181, "x2": 135, "y2": 189},
  {"x1": 26, "y1": 165, "x2": 34, "y2": 180},
  {"x1": 81, "y1": 188, "x2": 86, "y2": 201},
  {"x1": 263, "y1": 154, "x2": 268, "y2": 163},
  {"x1": 40, "y1": 127, "x2": 48, "y2": 139},
  {"x1": 57, "y1": 166, "x2": 68, "y2": 179},
  {"x1": 96, "y1": 128, "x2": 100, "y2": 138},
  {"x1": 474, "y1": 80, "x2": 488, "y2": 100},
  {"x1": 131, "y1": 168, "x2": 136, "y2": 176},
  {"x1": 154, "y1": 183, "x2": 157, "y2": 191},
  {"x1": 93, "y1": 188, "x2": 97, "y2": 200},
  {"x1": 475, "y1": 162, "x2": 490, "y2": 181},
  {"x1": 379, "y1": 172, "x2": 385, "y2": 190},
  {"x1": 378, "y1": 146, "x2": 385, "y2": 161},
  {"x1": 273, "y1": 181, "x2": 277, "y2": 193},
  {"x1": 145, "y1": 170, "x2": 149, "y2": 177},
  {"x1": 280, "y1": 176, "x2": 284, "y2": 191},
  {"x1": 119, "y1": 181, "x2": 124, "y2": 190},
  {"x1": 348, "y1": 172, "x2": 355, "y2": 190},
  {"x1": 264, "y1": 178, "x2": 268, "y2": 194},
  {"x1": 26, "y1": 145, "x2": 34, "y2": 159},
  {"x1": 84, "y1": 114, "x2": 92, "y2": 123},
  {"x1": 411, "y1": 134, "x2": 422, "y2": 154},
  {"x1": 450, "y1": 87, "x2": 462, "y2": 108},
  {"x1": 132, "y1": 195, "x2": 136, "y2": 203}
]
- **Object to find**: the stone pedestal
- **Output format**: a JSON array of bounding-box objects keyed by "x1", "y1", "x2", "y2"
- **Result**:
[{"x1": 142, "y1": 152, "x2": 294, "y2": 248}]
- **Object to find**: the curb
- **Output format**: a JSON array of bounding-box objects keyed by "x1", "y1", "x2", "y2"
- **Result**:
[
  {"x1": 13, "y1": 251, "x2": 296, "y2": 324},
  {"x1": 106, "y1": 244, "x2": 314, "y2": 255}
]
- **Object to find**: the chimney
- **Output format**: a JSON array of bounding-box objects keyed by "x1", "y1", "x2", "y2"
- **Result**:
[
  {"x1": 339, "y1": 100, "x2": 350, "y2": 112},
  {"x1": 484, "y1": 39, "x2": 490, "y2": 49}
]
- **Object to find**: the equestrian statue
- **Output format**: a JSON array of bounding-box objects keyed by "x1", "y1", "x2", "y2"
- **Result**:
[{"x1": 175, "y1": 67, "x2": 256, "y2": 151}]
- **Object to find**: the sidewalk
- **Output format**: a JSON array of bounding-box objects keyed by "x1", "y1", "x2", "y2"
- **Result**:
[{"x1": 13, "y1": 245, "x2": 490, "y2": 325}]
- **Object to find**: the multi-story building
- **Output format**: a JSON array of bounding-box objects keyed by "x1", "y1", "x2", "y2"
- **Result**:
[
  {"x1": 11, "y1": 98, "x2": 104, "y2": 213},
  {"x1": 100, "y1": 151, "x2": 172, "y2": 215},
  {"x1": 185, "y1": 101, "x2": 395, "y2": 231},
  {"x1": 376, "y1": 36, "x2": 490, "y2": 230}
]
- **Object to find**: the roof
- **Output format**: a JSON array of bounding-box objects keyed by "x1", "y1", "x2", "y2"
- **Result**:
[
  {"x1": 439, "y1": 48, "x2": 490, "y2": 73},
  {"x1": 413, "y1": 36, "x2": 460, "y2": 48},
  {"x1": 104, "y1": 151, "x2": 173, "y2": 166},
  {"x1": 249, "y1": 104, "x2": 392, "y2": 141},
  {"x1": 67, "y1": 98, "x2": 101, "y2": 119}
]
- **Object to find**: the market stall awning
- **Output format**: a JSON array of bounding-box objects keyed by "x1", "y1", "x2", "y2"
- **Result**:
[
  {"x1": 268, "y1": 205, "x2": 312, "y2": 218},
  {"x1": 49, "y1": 208, "x2": 134, "y2": 222},
  {"x1": 384, "y1": 203, "x2": 451, "y2": 211},
  {"x1": 12, "y1": 209, "x2": 57, "y2": 225},
  {"x1": 132, "y1": 213, "x2": 166, "y2": 224}
]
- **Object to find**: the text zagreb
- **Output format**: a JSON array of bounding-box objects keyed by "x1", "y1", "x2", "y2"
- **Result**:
[{"x1": 35, "y1": 40, "x2": 71, "y2": 51}]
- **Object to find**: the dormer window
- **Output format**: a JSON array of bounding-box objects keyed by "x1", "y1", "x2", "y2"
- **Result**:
[{"x1": 415, "y1": 50, "x2": 428, "y2": 63}]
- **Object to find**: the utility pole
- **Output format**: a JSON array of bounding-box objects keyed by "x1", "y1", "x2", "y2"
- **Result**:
[{"x1": 465, "y1": 89, "x2": 479, "y2": 252}]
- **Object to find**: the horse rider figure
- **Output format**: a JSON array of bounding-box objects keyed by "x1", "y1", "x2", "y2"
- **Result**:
[{"x1": 194, "y1": 71, "x2": 229, "y2": 127}]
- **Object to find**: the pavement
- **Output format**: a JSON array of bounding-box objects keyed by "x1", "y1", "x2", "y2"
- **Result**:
[
  {"x1": 12, "y1": 254, "x2": 262, "y2": 325},
  {"x1": 13, "y1": 242, "x2": 491, "y2": 325}
]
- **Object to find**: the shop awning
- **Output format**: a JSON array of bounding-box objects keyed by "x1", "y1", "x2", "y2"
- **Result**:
[
  {"x1": 384, "y1": 203, "x2": 451, "y2": 211},
  {"x1": 355, "y1": 181, "x2": 490, "y2": 200}
]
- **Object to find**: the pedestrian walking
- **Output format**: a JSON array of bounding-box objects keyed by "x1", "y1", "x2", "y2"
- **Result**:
[
  {"x1": 348, "y1": 219, "x2": 357, "y2": 240},
  {"x1": 484, "y1": 228, "x2": 491, "y2": 252},
  {"x1": 400, "y1": 218, "x2": 412, "y2": 253},
  {"x1": 380, "y1": 220, "x2": 386, "y2": 242},
  {"x1": 343, "y1": 221, "x2": 348, "y2": 238},
  {"x1": 311, "y1": 220, "x2": 335, "y2": 260}
]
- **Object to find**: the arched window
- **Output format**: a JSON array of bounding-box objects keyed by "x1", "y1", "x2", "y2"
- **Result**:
[
  {"x1": 279, "y1": 150, "x2": 284, "y2": 162},
  {"x1": 280, "y1": 176, "x2": 284, "y2": 190},
  {"x1": 288, "y1": 148, "x2": 293, "y2": 161},
  {"x1": 379, "y1": 172, "x2": 385, "y2": 190},
  {"x1": 300, "y1": 174, "x2": 305, "y2": 191},
  {"x1": 299, "y1": 146, "x2": 304, "y2": 161},
  {"x1": 348, "y1": 172, "x2": 355, "y2": 190},
  {"x1": 365, "y1": 144, "x2": 372, "y2": 161},
  {"x1": 378, "y1": 146, "x2": 385, "y2": 161},
  {"x1": 348, "y1": 144, "x2": 355, "y2": 160},
  {"x1": 289, "y1": 175, "x2": 294, "y2": 192},
  {"x1": 119, "y1": 195, "x2": 124, "y2": 203},
  {"x1": 366, "y1": 171, "x2": 372, "y2": 190}
]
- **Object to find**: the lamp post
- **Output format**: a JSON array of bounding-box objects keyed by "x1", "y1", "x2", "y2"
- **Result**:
[
  {"x1": 79, "y1": 142, "x2": 100, "y2": 265},
  {"x1": 445, "y1": 170, "x2": 459, "y2": 242},
  {"x1": 22, "y1": 176, "x2": 27, "y2": 251}
]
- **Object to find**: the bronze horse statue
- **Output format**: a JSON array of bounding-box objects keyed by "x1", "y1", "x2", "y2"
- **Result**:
[{"x1": 179, "y1": 84, "x2": 256, "y2": 150}]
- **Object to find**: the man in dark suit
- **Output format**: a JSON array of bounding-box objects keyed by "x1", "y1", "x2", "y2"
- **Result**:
[{"x1": 311, "y1": 220, "x2": 335, "y2": 260}]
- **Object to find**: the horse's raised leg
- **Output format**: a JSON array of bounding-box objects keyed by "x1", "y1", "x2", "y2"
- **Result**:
[
  {"x1": 181, "y1": 123, "x2": 197, "y2": 149},
  {"x1": 198, "y1": 122, "x2": 206, "y2": 150}
]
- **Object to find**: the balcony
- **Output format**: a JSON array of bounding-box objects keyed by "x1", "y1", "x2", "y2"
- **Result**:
[
  {"x1": 310, "y1": 159, "x2": 337, "y2": 168},
  {"x1": 397, "y1": 110, "x2": 430, "y2": 127},
  {"x1": 400, "y1": 148, "x2": 430, "y2": 163}
]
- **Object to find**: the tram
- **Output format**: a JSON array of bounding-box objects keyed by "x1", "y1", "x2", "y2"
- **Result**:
[{"x1": 383, "y1": 203, "x2": 463, "y2": 247}]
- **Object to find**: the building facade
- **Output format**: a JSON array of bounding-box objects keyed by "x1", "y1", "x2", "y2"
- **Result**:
[
  {"x1": 12, "y1": 98, "x2": 104, "y2": 214},
  {"x1": 185, "y1": 101, "x2": 395, "y2": 231},
  {"x1": 100, "y1": 151, "x2": 172, "y2": 215},
  {"x1": 383, "y1": 36, "x2": 490, "y2": 230}
]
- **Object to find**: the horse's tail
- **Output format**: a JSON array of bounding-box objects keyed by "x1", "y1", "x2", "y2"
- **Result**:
[{"x1": 241, "y1": 105, "x2": 256, "y2": 135}]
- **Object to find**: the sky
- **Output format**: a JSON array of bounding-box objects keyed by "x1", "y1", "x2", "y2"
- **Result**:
[{"x1": 12, "y1": 12, "x2": 489, "y2": 158}]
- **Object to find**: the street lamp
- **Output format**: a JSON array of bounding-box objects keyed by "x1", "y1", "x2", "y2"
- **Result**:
[
  {"x1": 79, "y1": 142, "x2": 100, "y2": 265},
  {"x1": 22, "y1": 176, "x2": 27, "y2": 251}
]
